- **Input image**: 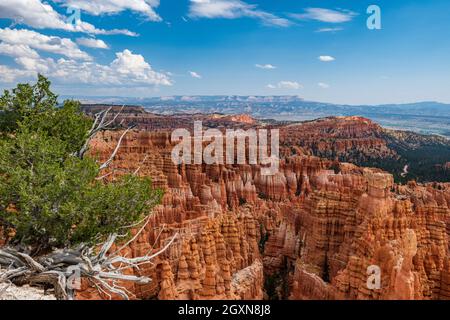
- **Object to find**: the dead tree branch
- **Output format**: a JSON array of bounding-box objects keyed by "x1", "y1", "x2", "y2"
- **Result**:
[
  {"x1": 99, "y1": 126, "x2": 134, "y2": 170},
  {"x1": 76, "y1": 105, "x2": 127, "y2": 160},
  {"x1": 0, "y1": 229, "x2": 179, "y2": 300}
]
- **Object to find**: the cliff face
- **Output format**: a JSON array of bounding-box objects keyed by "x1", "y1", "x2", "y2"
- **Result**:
[
  {"x1": 279, "y1": 116, "x2": 397, "y2": 163},
  {"x1": 278, "y1": 116, "x2": 450, "y2": 183},
  {"x1": 291, "y1": 169, "x2": 450, "y2": 300},
  {"x1": 75, "y1": 114, "x2": 450, "y2": 300},
  {"x1": 78, "y1": 131, "x2": 267, "y2": 300}
]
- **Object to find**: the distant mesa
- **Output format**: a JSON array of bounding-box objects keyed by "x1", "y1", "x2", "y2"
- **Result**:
[{"x1": 67, "y1": 96, "x2": 450, "y2": 139}]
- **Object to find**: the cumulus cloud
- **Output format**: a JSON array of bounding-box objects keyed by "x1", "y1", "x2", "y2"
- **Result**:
[
  {"x1": 318, "y1": 55, "x2": 335, "y2": 62},
  {"x1": 54, "y1": 0, "x2": 161, "y2": 21},
  {"x1": 0, "y1": 64, "x2": 35, "y2": 82},
  {"x1": 76, "y1": 37, "x2": 109, "y2": 49},
  {"x1": 267, "y1": 81, "x2": 302, "y2": 90},
  {"x1": 0, "y1": 28, "x2": 91, "y2": 60},
  {"x1": 318, "y1": 82, "x2": 330, "y2": 89},
  {"x1": 0, "y1": 42, "x2": 39, "y2": 59},
  {"x1": 189, "y1": 71, "x2": 202, "y2": 79},
  {"x1": 291, "y1": 8, "x2": 357, "y2": 23},
  {"x1": 255, "y1": 64, "x2": 276, "y2": 70},
  {"x1": 0, "y1": 49, "x2": 172, "y2": 87},
  {"x1": 189, "y1": 0, "x2": 291, "y2": 27},
  {"x1": 0, "y1": 0, "x2": 137, "y2": 36}
]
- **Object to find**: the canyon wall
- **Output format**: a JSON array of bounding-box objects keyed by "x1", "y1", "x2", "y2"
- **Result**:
[{"x1": 75, "y1": 115, "x2": 450, "y2": 300}]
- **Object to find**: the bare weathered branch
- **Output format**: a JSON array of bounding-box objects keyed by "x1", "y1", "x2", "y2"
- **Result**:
[
  {"x1": 133, "y1": 155, "x2": 149, "y2": 175},
  {"x1": 0, "y1": 226, "x2": 177, "y2": 300},
  {"x1": 76, "y1": 105, "x2": 127, "y2": 159},
  {"x1": 109, "y1": 215, "x2": 151, "y2": 258},
  {"x1": 95, "y1": 172, "x2": 113, "y2": 181},
  {"x1": 106, "y1": 233, "x2": 178, "y2": 267},
  {"x1": 99, "y1": 126, "x2": 134, "y2": 170}
]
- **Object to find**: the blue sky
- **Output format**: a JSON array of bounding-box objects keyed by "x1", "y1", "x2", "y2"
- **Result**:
[{"x1": 1, "y1": 0, "x2": 450, "y2": 104}]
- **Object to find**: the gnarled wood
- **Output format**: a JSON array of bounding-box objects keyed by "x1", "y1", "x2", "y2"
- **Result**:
[{"x1": 0, "y1": 229, "x2": 179, "y2": 300}]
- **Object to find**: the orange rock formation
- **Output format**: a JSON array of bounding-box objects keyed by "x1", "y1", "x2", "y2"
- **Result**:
[{"x1": 66, "y1": 113, "x2": 450, "y2": 300}]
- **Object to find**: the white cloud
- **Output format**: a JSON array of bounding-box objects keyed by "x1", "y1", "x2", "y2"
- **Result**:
[
  {"x1": 0, "y1": 64, "x2": 36, "y2": 82},
  {"x1": 255, "y1": 64, "x2": 276, "y2": 70},
  {"x1": 0, "y1": 0, "x2": 137, "y2": 36},
  {"x1": 108, "y1": 49, "x2": 172, "y2": 85},
  {"x1": 189, "y1": 71, "x2": 202, "y2": 79},
  {"x1": 316, "y1": 27, "x2": 343, "y2": 33},
  {"x1": 76, "y1": 37, "x2": 109, "y2": 49},
  {"x1": 0, "y1": 49, "x2": 172, "y2": 87},
  {"x1": 267, "y1": 81, "x2": 302, "y2": 90},
  {"x1": 54, "y1": 0, "x2": 161, "y2": 21},
  {"x1": 278, "y1": 81, "x2": 302, "y2": 89},
  {"x1": 0, "y1": 28, "x2": 91, "y2": 60},
  {"x1": 189, "y1": 0, "x2": 291, "y2": 27},
  {"x1": 318, "y1": 55, "x2": 335, "y2": 62},
  {"x1": 291, "y1": 8, "x2": 356, "y2": 23},
  {"x1": 318, "y1": 82, "x2": 330, "y2": 89},
  {"x1": 0, "y1": 42, "x2": 39, "y2": 59}
]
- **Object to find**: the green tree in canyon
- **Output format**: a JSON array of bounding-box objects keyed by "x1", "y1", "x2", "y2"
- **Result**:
[{"x1": 0, "y1": 75, "x2": 162, "y2": 253}]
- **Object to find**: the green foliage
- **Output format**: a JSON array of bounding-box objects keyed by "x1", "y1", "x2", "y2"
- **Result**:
[
  {"x1": 0, "y1": 75, "x2": 92, "y2": 154},
  {"x1": 0, "y1": 75, "x2": 162, "y2": 250},
  {"x1": 358, "y1": 141, "x2": 450, "y2": 183},
  {"x1": 1, "y1": 75, "x2": 56, "y2": 132}
]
